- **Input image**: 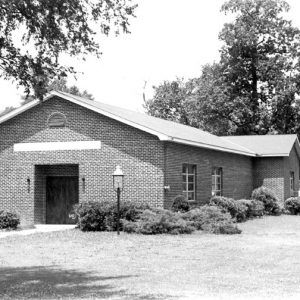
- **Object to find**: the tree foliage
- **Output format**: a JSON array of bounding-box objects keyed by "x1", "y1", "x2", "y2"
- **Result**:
[
  {"x1": 0, "y1": 0, "x2": 137, "y2": 100},
  {"x1": 0, "y1": 78, "x2": 94, "y2": 117},
  {"x1": 144, "y1": 79, "x2": 193, "y2": 126},
  {"x1": 145, "y1": 0, "x2": 300, "y2": 136},
  {"x1": 47, "y1": 78, "x2": 94, "y2": 100}
]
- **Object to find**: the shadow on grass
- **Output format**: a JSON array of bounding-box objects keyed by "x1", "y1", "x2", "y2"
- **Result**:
[{"x1": 0, "y1": 266, "x2": 174, "y2": 299}]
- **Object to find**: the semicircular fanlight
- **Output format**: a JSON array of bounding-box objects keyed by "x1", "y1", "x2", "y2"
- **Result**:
[{"x1": 47, "y1": 112, "x2": 66, "y2": 128}]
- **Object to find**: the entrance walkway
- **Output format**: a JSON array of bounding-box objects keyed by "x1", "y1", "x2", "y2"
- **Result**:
[{"x1": 0, "y1": 224, "x2": 76, "y2": 239}]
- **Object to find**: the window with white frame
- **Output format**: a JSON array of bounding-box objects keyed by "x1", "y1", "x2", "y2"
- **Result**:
[
  {"x1": 290, "y1": 171, "x2": 295, "y2": 194},
  {"x1": 182, "y1": 164, "x2": 196, "y2": 201},
  {"x1": 212, "y1": 167, "x2": 222, "y2": 196}
]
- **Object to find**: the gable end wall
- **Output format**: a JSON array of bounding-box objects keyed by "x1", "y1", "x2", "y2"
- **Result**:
[
  {"x1": 283, "y1": 146, "x2": 299, "y2": 200},
  {"x1": 253, "y1": 157, "x2": 285, "y2": 202},
  {"x1": 0, "y1": 97, "x2": 165, "y2": 225}
]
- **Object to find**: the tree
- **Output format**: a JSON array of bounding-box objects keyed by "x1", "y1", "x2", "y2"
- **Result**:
[
  {"x1": 21, "y1": 78, "x2": 94, "y2": 105},
  {"x1": 144, "y1": 79, "x2": 192, "y2": 125},
  {"x1": 47, "y1": 78, "x2": 94, "y2": 100},
  {"x1": 0, "y1": 0, "x2": 137, "y2": 100},
  {"x1": 145, "y1": 0, "x2": 300, "y2": 136},
  {"x1": 217, "y1": 0, "x2": 300, "y2": 134}
]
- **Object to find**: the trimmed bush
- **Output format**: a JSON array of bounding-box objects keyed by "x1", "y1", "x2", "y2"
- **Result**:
[
  {"x1": 73, "y1": 201, "x2": 149, "y2": 231},
  {"x1": 182, "y1": 205, "x2": 241, "y2": 234},
  {"x1": 122, "y1": 209, "x2": 195, "y2": 235},
  {"x1": 209, "y1": 196, "x2": 247, "y2": 222},
  {"x1": 0, "y1": 211, "x2": 20, "y2": 230},
  {"x1": 171, "y1": 195, "x2": 190, "y2": 212},
  {"x1": 284, "y1": 197, "x2": 300, "y2": 215},
  {"x1": 234, "y1": 201, "x2": 248, "y2": 222},
  {"x1": 251, "y1": 187, "x2": 281, "y2": 215},
  {"x1": 236, "y1": 199, "x2": 264, "y2": 218},
  {"x1": 209, "y1": 196, "x2": 236, "y2": 214}
]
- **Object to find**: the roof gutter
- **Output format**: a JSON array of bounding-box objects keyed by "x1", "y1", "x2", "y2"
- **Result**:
[{"x1": 160, "y1": 136, "x2": 257, "y2": 157}]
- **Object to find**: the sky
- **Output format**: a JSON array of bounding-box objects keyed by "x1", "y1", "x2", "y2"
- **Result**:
[{"x1": 1, "y1": 0, "x2": 300, "y2": 113}]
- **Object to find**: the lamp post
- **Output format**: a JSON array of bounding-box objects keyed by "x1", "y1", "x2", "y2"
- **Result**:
[{"x1": 113, "y1": 165, "x2": 124, "y2": 235}]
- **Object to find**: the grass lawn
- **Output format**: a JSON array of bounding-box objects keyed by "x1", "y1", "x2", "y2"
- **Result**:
[{"x1": 1, "y1": 215, "x2": 300, "y2": 300}]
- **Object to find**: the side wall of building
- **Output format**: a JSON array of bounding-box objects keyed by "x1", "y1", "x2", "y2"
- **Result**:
[
  {"x1": 283, "y1": 146, "x2": 300, "y2": 200},
  {"x1": 253, "y1": 157, "x2": 285, "y2": 202},
  {"x1": 0, "y1": 97, "x2": 165, "y2": 225},
  {"x1": 253, "y1": 146, "x2": 300, "y2": 203},
  {"x1": 164, "y1": 142, "x2": 253, "y2": 208}
]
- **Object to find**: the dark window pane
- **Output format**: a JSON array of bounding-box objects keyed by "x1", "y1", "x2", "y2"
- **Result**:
[
  {"x1": 188, "y1": 175, "x2": 194, "y2": 183},
  {"x1": 188, "y1": 183, "x2": 194, "y2": 191},
  {"x1": 187, "y1": 165, "x2": 194, "y2": 173}
]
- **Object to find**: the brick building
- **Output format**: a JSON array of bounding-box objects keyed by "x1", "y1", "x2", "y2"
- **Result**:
[{"x1": 0, "y1": 91, "x2": 299, "y2": 225}]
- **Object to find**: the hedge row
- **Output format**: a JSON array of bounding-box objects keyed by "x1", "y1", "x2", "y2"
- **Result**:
[
  {"x1": 73, "y1": 186, "x2": 284, "y2": 235},
  {"x1": 73, "y1": 201, "x2": 241, "y2": 235}
]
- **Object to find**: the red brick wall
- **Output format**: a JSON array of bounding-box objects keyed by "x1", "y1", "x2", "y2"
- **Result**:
[
  {"x1": 253, "y1": 157, "x2": 285, "y2": 202},
  {"x1": 164, "y1": 142, "x2": 253, "y2": 208},
  {"x1": 0, "y1": 97, "x2": 164, "y2": 225},
  {"x1": 283, "y1": 146, "x2": 300, "y2": 200},
  {"x1": 253, "y1": 147, "x2": 300, "y2": 203}
]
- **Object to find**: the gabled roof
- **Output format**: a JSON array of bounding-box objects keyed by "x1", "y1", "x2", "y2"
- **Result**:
[
  {"x1": 0, "y1": 90, "x2": 297, "y2": 158},
  {"x1": 222, "y1": 134, "x2": 300, "y2": 157},
  {"x1": 0, "y1": 90, "x2": 255, "y2": 156}
]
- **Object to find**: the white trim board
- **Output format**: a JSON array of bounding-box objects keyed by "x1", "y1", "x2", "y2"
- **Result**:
[{"x1": 14, "y1": 141, "x2": 101, "y2": 152}]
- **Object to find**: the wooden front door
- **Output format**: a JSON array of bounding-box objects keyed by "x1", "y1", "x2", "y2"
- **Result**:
[{"x1": 46, "y1": 176, "x2": 79, "y2": 224}]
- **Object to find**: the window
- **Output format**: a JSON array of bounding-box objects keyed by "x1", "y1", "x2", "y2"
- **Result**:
[
  {"x1": 212, "y1": 167, "x2": 222, "y2": 196},
  {"x1": 290, "y1": 171, "x2": 295, "y2": 194},
  {"x1": 182, "y1": 164, "x2": 196, "y2": 201},
  {"x1": 48, "y1": 112, "x2": 66, "y2": 128}
]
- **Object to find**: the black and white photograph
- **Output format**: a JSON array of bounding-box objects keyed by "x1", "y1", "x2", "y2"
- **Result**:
[{"x1": 1, "y1": 0, "x2": 300, "y2": 299}]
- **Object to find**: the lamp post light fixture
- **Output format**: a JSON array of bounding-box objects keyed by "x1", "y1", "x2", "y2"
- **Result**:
[{"x1": 113, "y1": 165, "x2": 124, "y2": 235}]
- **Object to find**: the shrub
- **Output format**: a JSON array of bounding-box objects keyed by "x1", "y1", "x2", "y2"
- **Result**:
[
  {"x1": 122, "y1": 209, "x2": 195, "y2": 235},
  {"x1": 73, "y1": 201, "x2": 149, "y2": 231},
  {"x1": 182, "y1": 205, "x2": 231, "y2": 229},
  {"x1": 216, "y1": 223, "x2": 242, "y2": 235},
  {"x1": 0, "y1": 211, "x2": 20, "y2": 230},
  {"x1": 105, "y1": 202, "x2": 150, "y2": 231},
  {"x1": 209, "y1": 196, "x2": 247, "y2": 222},
  {"x1": 284, "y1": 197, "x2": 300, "y2": 215},
  {"x1": 171, "y1": 195, "x2": 190, "y2": 212},
  {"x1": 236, "y1": 199, "x2": 264, "y2": 218},
  {"x1": 251, "y1": 187, "x2": 281, "y2": 215},
  {"x1": 234, "y1": 201, "x2": 248, "y2": 222},
  {"x1": 209, "y1": 196, "x2": 236, "y2": 214},
  {"x1": 182, "y1": 205, "x2": 241, "y2": 234}
]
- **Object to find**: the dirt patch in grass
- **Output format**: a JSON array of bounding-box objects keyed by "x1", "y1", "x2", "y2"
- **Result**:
[{"x1": 1, "y1": 216, "x2": 300, "y2": 299}]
